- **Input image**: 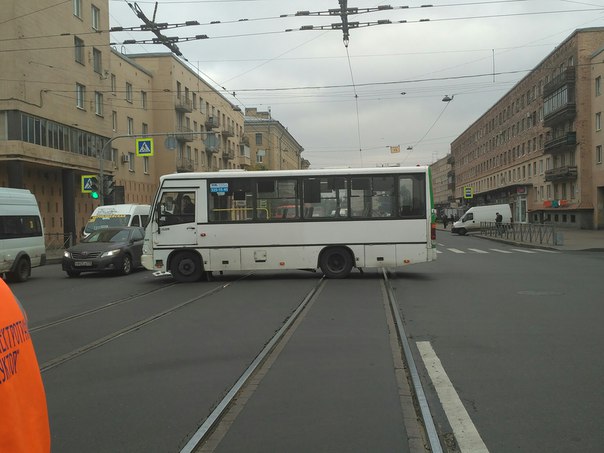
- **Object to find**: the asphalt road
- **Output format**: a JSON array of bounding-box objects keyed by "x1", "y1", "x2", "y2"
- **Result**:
[{"x1": 7, "y1": 236, "x2": 604, "y2": 453}]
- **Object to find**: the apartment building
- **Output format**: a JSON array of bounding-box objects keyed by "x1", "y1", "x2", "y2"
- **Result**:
[
  {"x1": 450, "y1": 28, "x2": 604, "y2": 229},
  {"x1": 244, "y1": 109, "x2": 307, "y2": 170},
  {"x1": 430, "y1": 154, "x2": 455, "y2": 215},
  {"x1": 1, "y1": 1, "x2": 299, "y2": 244},
  {"x1": 590, "y1": 47, "x2": 604, "y2": 229}
]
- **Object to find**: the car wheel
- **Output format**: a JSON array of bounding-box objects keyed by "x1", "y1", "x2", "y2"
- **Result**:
[
  {"x1": 66, "y1": 270, "x2": 81, "y2": 278},
  {"x1": 120, "y1": 254, "x2": 133, "y2": 275},
  {"x1": 319, "y1": 247, "x2": 353, "y2": 279},
  {"x1": 9, "y1": 257, "x2": 31, "y2": 282},
  {"x1": 459, "y1": 228, "x2": 467, "y2": 236},
  {"x1": 170, "y1": 251, "x2": 202, "y2": 283}
]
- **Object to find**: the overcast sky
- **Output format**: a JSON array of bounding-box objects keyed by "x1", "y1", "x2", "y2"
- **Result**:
[{"x1": 108, "y1": 0, "x2": 604, "y2": 168}]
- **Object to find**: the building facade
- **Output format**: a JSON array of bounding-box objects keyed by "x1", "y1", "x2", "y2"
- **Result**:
[
  {"x1": 244, "y1": 108, "x2": 307, "y2": 170},
  {"x1": 1, "y1": 1, "x2": 303, "y2": 245},
  {"x1": 449, "y1": 28, "x2": 604, "y2": 229}
]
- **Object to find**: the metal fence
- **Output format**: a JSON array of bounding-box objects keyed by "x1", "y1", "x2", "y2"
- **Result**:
[
  {"x1": 479, "y1": 222, "x2": 560, "y2": 246},
  {"x1": 45, "y1": 233, "x2": 73, "y2": 251}
]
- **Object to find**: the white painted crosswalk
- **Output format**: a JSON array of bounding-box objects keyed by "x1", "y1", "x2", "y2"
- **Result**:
[{"x1": 436, "y1": 246, "x2": 560, "y2": 255}]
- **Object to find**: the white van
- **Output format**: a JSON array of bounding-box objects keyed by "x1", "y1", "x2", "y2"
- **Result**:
[
  {"x1": 0, "y1": 188, "x2": 46, "y2": 282},
  {"x1": 451, "y1": 204, "x2": 512, "y2": 235},
  {"x1": 83, "y1": 204, "x2": 151, "y2": 238}
]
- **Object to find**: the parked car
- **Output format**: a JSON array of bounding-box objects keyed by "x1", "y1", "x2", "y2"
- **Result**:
[{"x1": 62, "y1": 227, "x2": 145, "y2": 277}]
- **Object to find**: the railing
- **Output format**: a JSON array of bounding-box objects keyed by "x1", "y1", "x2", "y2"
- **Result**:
[
  {"x1": 479, "y1": 222, "x2": 561, "y2": 246},
  {"x1": 45, "y1": 232, "x2": 73, "y2": 250}
]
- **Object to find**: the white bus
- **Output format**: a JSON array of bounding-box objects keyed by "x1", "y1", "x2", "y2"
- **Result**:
[
  {"x1": 0, "y1": 188, "x2": 46, "y2": 282},
  {"x1": 142, "y1": 167, "x2": 437, "y2": 282}
]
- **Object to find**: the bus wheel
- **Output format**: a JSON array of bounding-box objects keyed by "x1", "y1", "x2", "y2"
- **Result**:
[
  {"x1": 170, "y1": 251, "x2": 203, "y2": 283},
  {"x1": 9, "y1": 257, "x2": 31, "y2": 282},
  {"x1": 319, "y1": 247, "x2": 353, "y2": 279}
]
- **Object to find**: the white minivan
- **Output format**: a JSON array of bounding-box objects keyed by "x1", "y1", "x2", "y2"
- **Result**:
[
  {"x1": 0, "y1": 188, "x2": 46, "y2": 282},
  {"x1": 83, "y1": 204, "x2": 151, "y2": 238},
  {"x1": 451, "y1": 204, "x2": 512, "y2": 235}
]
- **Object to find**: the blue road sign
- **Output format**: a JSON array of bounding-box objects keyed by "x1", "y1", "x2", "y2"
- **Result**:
[{"x1": 136, "y1": 138, "x2": 154, "y2": 156}]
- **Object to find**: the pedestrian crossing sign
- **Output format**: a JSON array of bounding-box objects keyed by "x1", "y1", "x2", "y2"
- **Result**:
[
  {"x1": 463, "y1": 186, "x2": 473, "y2": 199},
  {"x1": 136, "y1": 138, "x2": 154, "y2": 157}
]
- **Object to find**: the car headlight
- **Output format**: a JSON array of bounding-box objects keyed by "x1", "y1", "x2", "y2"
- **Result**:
[
  {"x1": 101, "y1": 249, "x2": 121, "y2": 258},
  {"x1": 63, "y1": 250, "x2": 71, "y2": 258}
]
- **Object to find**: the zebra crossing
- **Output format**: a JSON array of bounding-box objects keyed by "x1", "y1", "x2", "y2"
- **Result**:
[{"x1": 436, "y1": 244, "x2": 560, "y2": 255}]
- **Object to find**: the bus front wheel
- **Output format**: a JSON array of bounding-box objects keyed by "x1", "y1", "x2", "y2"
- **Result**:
[
  {"x1": 170, "y1": 251, "x2": 203, "y2": 283},
  {"x1": 319, "y1": 247, "x2": 353, "y2": 279}
]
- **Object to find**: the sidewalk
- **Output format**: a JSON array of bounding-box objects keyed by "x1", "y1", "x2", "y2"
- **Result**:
[{"x1": 439, "y1": 225, "x2": 604, "y2": 252}]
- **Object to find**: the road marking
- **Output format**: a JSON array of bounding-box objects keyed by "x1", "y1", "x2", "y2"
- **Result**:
[
  {"x1": 534, "y1": 249, "x2": 560, "y2": 253},
  {"x1": 511, "y1": 249, "x2": 536, "y2": 254},
  {"x1": 417, "y1": 341, "x2": 489, "y2": 453},
  {"x1": 448, "y1": 248, "x2": 465, "y2": 254},
  {"x1": 467, "y1": 248, "x2": 488, "y2": 254},
  {"x1": 489, "y1": 248, "x2": 512, "y2": 254}
]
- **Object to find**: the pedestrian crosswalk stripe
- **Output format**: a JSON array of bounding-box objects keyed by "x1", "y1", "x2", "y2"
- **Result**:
[
  {"x1": 448, "y1": 248, "x2": 465, "y2": 254},
  {"x1": 534, "y1": 249, "x2": 560, "y2": 253},
  {"x1": 490, "y1": 248, "x2": 513, "y2": 254},
  {"x1": 468, "y1": 248, "x2": 488, "y2": 254},
  {"x1": 512, "y1": 249, "x2": 536, "y2": 254}
]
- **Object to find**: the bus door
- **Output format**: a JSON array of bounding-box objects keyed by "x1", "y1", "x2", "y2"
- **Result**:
[{"x1": 155, "y1": 190, "x2": 199, "y2": 246}]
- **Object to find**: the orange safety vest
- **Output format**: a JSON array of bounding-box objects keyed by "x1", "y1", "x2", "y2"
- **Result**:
[{"x1": 0, "y1": 279, "x2": 50, "y2": 453}]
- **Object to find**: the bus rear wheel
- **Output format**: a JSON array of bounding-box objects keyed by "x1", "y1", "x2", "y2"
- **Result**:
[
  {"x1": 319, "y1": 247, "x2": 353, "y2": 279},
  {"x1": 170, "y1": 251, "x2": 203, "y2": 283}
]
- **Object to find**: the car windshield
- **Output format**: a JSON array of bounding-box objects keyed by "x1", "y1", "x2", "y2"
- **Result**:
[
  {"x1": 83, "y1": 229, "x2": 131, "y2": 243},
  {"x1": 84, "y1": 215, "x2": 131, "y2": 234}
]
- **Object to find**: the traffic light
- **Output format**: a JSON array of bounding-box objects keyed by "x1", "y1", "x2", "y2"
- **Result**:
[
  {"x1": 89, "y1": 176, "x2": 100, "y2": 199},
  {"x1": 103, "y1": 176, "x2": 116, "y2": 198},
  {"x1": 103, "y1": 175, "x2": 116, "y2": 204}
]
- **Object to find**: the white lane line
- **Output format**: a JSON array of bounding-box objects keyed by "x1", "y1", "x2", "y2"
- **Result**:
[
  {"x1": 489, "y1": 248, "x2": 512, "y2": 254},
  {"x1": 467, "y1": 248, "x2": 488, "y2": 254},
  {"x1": 511, "y1": 249, "x2": 536, "y2": 254},
  {"x1": 534, "y1": 249, "x2": 560, "y2": 253},
  {"x1": 417, "y1": 341, "x2": 489, "y2": 453},
  {"x1": 448, "y1": 248, "x2": 466, "y2": 254}
]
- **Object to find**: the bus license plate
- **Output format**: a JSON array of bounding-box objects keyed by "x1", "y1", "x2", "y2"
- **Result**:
[{"x1": 74, "y1": 261, "x2": 92, "y2": 267}]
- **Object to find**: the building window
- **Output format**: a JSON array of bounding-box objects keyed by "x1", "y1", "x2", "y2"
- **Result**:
[
  {"x1": 597, "y1": 145, "x2": 603, "y2": 164},
  {"x1": 112, "y1": 111, "x2": 117, "y2": 131},
  {"x1": 73, "y1": 0, "x2": 82, "y2": 18},
  {"x1": 111, "y1": 74, "x2": 116, "y2": 94},
  {"x1": 91, "y1": 5, "x2": 100, "y2": 30},
  {"x1": 127, "y1": 117, "x2": 134, "y2": 135},
  {"x1": 93, "y1": 48, "x2": 102, "y2": 74},
  {"x1": 76, "y1": 83, "x2": 85, "y2": 109},
  {"x1": 143, "y1": 156, "x2": 149, "y2": 174},
  {"x1": 94, "y1": 92, "x2": 103, "y2": 116},
  {"x1": 74, "y1": 37, "x2": 84, "y2": 64},
  {"x1": 596, "y1": 76, "x2": 602, "y2": 97},
  {"x1": 597, "y1": 112, "x2": 602, "y2": 131},
  {"x1": 128, "y1": 152, "x2": 135, "y2": 171},
  {"x1": 126, "y1": 82, "x2": 133, "y2": 103},
  {"x1": 141, "y1": 91, "x2": 147, "y2": 109},
  {"x1": 255, "y1": 133, "x2": 262, "y2": 145}
]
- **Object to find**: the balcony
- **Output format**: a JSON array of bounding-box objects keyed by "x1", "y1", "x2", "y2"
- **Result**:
[
  {"x1": 543, "y1": 103, "x2": 576, "y2": 128},
  {"x1": 543, "y1": 67, "x2": 576, "y2": 97},
  {"x1": 175, "y1": 96, "x2": 193, "y2": 113},
  {"x1": 544, "y1": 132, "x2": 577, "y2": 155},
  {"x1": 176, "y1": 157, "x2": 194, "y2": 172},
  {"x1": 222, "y1": 126, "x2": 235, "y2": 138},
  {"x1": 174, "y1": 126, "x2": 194, "y2": 142},
  {"x1": 241, "y1": 135, "x2": 250, "y2": 146},
  {"x1": 544, "y1": 165, "x2": 577, "y2": 182},
  {"x1": 222, "y1": 148, "x2": 235, "y2": 160},
  {"x1": 205, "y1": 116, "x2": 219, "y2": 129}
]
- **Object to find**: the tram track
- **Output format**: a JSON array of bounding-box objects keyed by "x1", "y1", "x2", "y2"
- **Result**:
[
  {"x1": 179, "y1": 271, "x2": 443, "y2": 453},
  {"x1": 39, "y1": 277, "x2": 250, "y2": 373}
]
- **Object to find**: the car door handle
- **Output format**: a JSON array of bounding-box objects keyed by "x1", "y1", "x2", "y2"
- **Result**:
[{"x1": 186, "y1": 227, "x2": 196, "y2": 230}]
